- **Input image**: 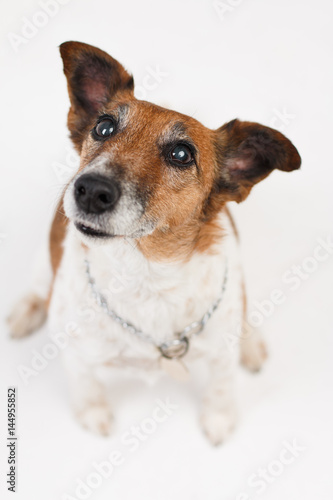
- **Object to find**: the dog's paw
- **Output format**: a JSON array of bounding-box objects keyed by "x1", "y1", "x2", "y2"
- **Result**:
[
  {"x1": 77, "y1": 404, "x2": 113, "y2": 436},
  {"x1": 7, "y1": 293, "x2": 47, "y2": 339},
  {"x1": 200, "y1": 406, "x2": 236, "y2": 446},
  {"x1": 240, "y1": 334, "x2": 267, "y2": 373}
]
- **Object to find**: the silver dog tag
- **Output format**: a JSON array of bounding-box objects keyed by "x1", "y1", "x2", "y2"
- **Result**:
[{"x1": 159, "y1": 337, "x2": 189, "y2": 359}]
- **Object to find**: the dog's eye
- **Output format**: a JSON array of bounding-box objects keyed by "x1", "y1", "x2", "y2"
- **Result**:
[
  {"x1": 169, "y1": 144, "x2": 194, "y2": 166},
  {"x1": 93, "y1": 118, "x2": 115, "y2": 139}
]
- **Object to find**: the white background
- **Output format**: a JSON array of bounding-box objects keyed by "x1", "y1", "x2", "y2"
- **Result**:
[{"x1": 1, "y1": 0, "x2": 333, "y2": 499}]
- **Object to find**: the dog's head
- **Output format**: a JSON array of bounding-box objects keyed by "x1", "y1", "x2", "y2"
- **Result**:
[{"x1": 61, "y1": 41, "x2": 301, "y2": 259}]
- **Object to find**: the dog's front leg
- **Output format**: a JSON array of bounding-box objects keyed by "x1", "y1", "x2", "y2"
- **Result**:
[
  {"x1": 64, "y1": 349, "x2": 113, "y2": 436},
  {"x1": 200, "y1": 351, "x2": 237, "y2": 445}
]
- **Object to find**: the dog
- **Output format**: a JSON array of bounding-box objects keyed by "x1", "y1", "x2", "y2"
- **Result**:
[{"x1": 7, "y1": 41, "x2": 301, "y2": 445}]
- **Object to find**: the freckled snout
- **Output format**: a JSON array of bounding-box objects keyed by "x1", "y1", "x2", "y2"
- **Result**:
[{"x1": 74, "y1": 174, "x2": 121, "y2": 215}]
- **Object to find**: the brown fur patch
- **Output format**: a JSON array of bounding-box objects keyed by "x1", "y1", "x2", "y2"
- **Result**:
[
  {"x1": 47, "y1": 196, "x2": 69, "y2": 307},
  {"x1": 137, "y1": 216, "x2": 225, "y2": 262}
]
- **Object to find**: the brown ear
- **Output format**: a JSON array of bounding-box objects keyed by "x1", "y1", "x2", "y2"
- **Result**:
[
  {"x1": 59, "y1": 41, "x2": 134, "y2": 150},
  {"x1": 214, "y1": 119, "x2": 301, "y2": 202}
]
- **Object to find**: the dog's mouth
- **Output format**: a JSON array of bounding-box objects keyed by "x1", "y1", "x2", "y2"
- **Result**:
[{"x1": 74, "y1": 222, "x2": 113, "y2": 239}]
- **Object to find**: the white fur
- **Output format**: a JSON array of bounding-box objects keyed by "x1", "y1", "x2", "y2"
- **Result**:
[
  {"x1": 9, "y1": 210, "x2": 265, "y2": 444},
  {"x1": 49, "y1": 210, "x2": 254, "y2": 444}
]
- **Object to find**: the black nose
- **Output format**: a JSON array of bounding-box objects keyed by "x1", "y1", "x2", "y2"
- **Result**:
[{"x1": 74, "y1": 174, "x2": 120, "y2": 215}]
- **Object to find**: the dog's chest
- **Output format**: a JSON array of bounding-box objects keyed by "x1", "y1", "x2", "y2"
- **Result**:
[{"x1": 49, "y1": 215, "x2": 242, "y2": 373}]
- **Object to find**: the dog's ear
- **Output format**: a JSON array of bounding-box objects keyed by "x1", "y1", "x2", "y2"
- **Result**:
[
  {"x1": 214, "y1": 119, "x2": 301, "y2": 202},
  {"x1": 59, "y1": 41, "x2": 134, "y2": 150}
]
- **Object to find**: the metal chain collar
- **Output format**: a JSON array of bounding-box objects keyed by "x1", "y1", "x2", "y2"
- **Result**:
[{"x1": 84, "y1": 259, "x2": 228, "y2": 360}]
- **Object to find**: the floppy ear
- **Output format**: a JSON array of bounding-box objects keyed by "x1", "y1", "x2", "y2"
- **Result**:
[
  {"x1": 214, "y1": 119, "x2": 301, "y2": 202},
  {"x1": 59, "y1": 41, "x2": 134, "y2": 150}
]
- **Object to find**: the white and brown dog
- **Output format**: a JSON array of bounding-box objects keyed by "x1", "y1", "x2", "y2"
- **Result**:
[{"x1": 8, "y1": 42, "x2": 301, "y2": 445}]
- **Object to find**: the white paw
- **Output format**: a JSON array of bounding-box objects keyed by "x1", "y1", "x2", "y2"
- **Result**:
[
  {"x1": 7, "y1": 293, "x2": 47, "y2": 339},
  {"x1": 200, "y1": 407, "x2": 237, "y2": 446},
  {"x1": 241, "y1": 336, "x2": 267, "y2": 373},
  {"x1": 77, "y1": 404, "x2": 113, "y2": 436}
]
